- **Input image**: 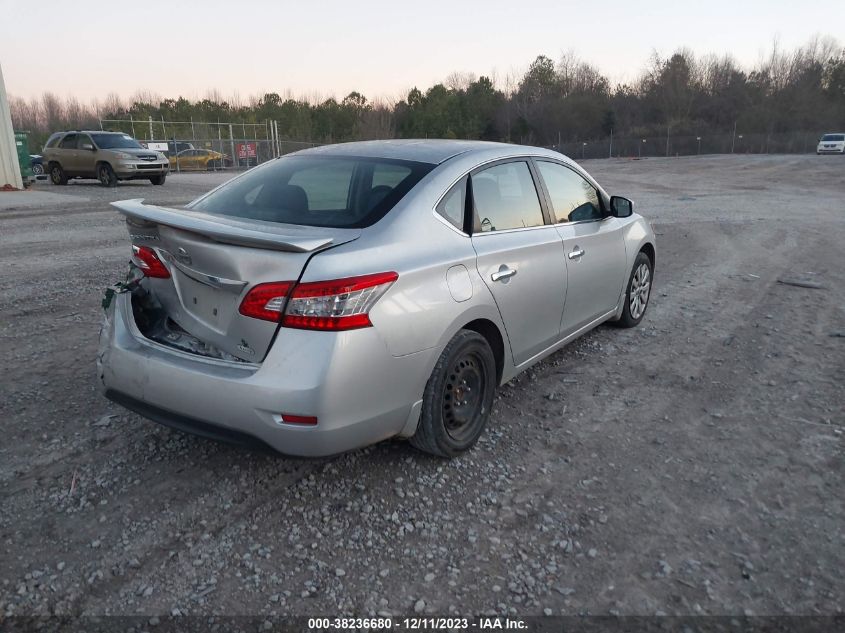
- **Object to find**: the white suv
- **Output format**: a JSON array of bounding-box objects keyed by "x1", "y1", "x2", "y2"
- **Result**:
[{"x1": 816, "y1": 133, "x2": 845, "y2": 155}]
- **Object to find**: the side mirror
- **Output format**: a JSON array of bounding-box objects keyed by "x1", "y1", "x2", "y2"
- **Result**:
[
  {"x1": 610, "y1": 196, "x2": 634, "y2": 218},
  {"x1": 81, "y1": 143, "x2": 95, "y2": 151}
]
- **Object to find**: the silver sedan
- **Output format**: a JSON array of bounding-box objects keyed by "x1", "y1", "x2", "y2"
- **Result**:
[{"x1": 98, "y1": 140, "x2": 656, "y2": 457}]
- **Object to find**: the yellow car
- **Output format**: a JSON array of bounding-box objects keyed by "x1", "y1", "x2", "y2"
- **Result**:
[{"x1": 169, "y1": 149, "x2": 230, "y2": 171}]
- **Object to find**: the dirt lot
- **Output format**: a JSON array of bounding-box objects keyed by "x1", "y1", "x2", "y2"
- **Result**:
[{"x1": 1, "y1": 156, "x2": 842, "y2": 618}]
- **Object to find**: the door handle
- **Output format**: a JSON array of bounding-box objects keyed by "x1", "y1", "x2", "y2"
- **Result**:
[
  {"x1": 491, "y1": 267, "x2": 517, "y2": 282},
  {"x1": 568, "y1": 248, "x2": 586, "y2": 260}
]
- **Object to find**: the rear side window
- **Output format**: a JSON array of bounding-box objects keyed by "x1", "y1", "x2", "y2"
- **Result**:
[
  {"x1": 436, "y1": 177, "x2": 467, "y2": 231},
  {"x1": 44, "y1": 133, "x2": 62, "y2": 149},
  {"x1": 536, "y1": 161, "x2": 603, "y2": 223},
  {"x1": 58, "y1": 134, "x2": 77, "y2": 149},
  {"x1": 190, "y1": 156, "x2": 434, "y2": 228},
  {"x1": 471, "y1": 161, "x2": 544, "y2": 232}
]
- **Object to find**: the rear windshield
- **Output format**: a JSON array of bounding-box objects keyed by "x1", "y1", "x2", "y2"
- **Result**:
[
  {"x1": 821, "y1": 134, "x2": 845, "y2": 141},
  {"x1": 92, "y1": 133, "x2": 143, "y2": 149},
  {"x1": 190, "y1": 155, "x2": 435, "y2": 228}
]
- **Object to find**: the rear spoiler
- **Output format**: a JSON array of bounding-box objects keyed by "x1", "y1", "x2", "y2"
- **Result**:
[{"x1": 111, "y1": 199, "x2": 360, "y2": 253}]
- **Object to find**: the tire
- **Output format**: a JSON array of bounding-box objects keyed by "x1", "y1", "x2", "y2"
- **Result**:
[
  {"x1": 149, "y1": 174, "x2": 166, "y2": 185},
  {"x1": 32, "y1": 163, "x2": 44, "y2": 176},
  {"x1": 615, "y1": 251, "x2": 653, "y2": 328},
  {"x1": 410, "y1": 330, "x2": 497, "y2": 457},
  {"x1": 97, "y1": 163, "x2": 117, "y2": 187},
  {"x1": 49, "y1": 163, "x2": 67, "y2": 185}
]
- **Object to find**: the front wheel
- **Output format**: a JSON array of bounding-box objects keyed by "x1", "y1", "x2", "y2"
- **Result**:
[
  {"x1": 32, "y1": 163, "x2": 44, "y2": 176},
  {"x1": 615, "y1": 251, "x2": 653, "y2": 328},
  {"x1": 149, "y1": 174, "x2": 166, "y2": 185},
  {"x1": 411, "y1": 330, "x2": 497, "y2": 457},
  {"x1": 98, "y1": 163, "x2": 117, "y2": 187}
]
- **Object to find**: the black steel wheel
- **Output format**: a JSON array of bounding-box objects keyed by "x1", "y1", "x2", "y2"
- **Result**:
[{"x1": 411, "y1": 329, "x2": 497, "y2": 457}]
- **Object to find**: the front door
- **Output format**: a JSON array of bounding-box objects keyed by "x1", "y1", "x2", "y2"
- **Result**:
[
  {"x1": 534, "y1": 160, "x2": 627, "y2": 334},
  {"x1": 75, "y1": 133, "x2": 97, "y2": 175},
  {"x1": 470, "y1": 160, "x2": 567, "y2": 366}
]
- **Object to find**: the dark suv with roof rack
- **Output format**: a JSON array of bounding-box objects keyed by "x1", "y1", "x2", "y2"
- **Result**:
[{"x1": 43, "y1": 131, "x2": 170, "y2": 187}]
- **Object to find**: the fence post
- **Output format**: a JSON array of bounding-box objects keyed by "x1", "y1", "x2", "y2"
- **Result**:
[
  {"x1": 609, "y1": 129, "x2": 612, "y2": 158},
  {"x1": 731, "y1": 121, "x2": 736, "y2": 153},
  {"x1": 229, "y1": 123, "x2": 235, "y2": 169}
]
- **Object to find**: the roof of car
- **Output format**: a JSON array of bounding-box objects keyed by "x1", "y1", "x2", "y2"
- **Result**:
[{"x1": 296, "y1": 139, "x2": 560, "y2": 164}]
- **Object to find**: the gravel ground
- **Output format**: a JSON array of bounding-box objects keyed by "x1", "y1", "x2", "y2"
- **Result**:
[{"x1": 0, "y1": 156, "x2": 843, "y2": 617}]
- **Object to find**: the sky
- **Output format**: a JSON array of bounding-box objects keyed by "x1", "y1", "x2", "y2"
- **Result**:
[{"x1": 1, "y1": 0, "x2": 843, "y2": 103}]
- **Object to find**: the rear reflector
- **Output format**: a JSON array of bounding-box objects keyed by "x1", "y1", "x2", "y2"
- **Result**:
[
  {"x1": 281, "y1": 272, "x2": 398, "y2": 331},
  {"x1": 281, "y1": 413, "x2": 318, "y2": 426},
  {"x1": 132, "y1": 245, "x2": 170, "y2": 278},
  {"x1": 238, "y1": 281, "x2": 294, "y2": 322}
]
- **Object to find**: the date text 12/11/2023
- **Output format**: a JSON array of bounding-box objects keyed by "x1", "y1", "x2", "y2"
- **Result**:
[{"x1": 307, "y1": 617, "x2": 528, "y2": 630}]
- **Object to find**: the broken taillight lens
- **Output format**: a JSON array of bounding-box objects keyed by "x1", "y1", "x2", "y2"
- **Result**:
[
  {"x1": 132, "y1": 245, "x2": 170, "y2": 278},
  {"x1": 281, "y1": 272, "x2": 398, "y2": 331},
  {"x1": 238, "y1": 281, "x2": 294, "y2": 322}
]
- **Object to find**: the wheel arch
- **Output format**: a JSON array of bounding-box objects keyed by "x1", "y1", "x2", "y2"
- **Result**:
[
  {"x1": 640, "y1": 241, "x2": 656, "y2": 269},
  {"x1": 461, "y1": 318, "x2": 506, "y2": 385}
]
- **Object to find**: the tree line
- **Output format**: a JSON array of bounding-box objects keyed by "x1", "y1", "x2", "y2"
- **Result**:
[{"x1": 10, "y1": 37, "x2": 845, "y2": 151}]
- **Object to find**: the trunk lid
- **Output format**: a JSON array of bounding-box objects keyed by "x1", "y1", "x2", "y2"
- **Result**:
[{"x1": 112, "y1": 199, "x2": 361, "y2": 361}]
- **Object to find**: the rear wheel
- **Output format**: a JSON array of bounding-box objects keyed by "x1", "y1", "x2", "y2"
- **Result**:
[
  {"x1": 49, "y1": 163, "x2": 67, "y2": 185},
  {"x1": 411, "y1": 330, "x2": 496, "y2": 457},
  {"x1": 149, "y1": 174, "x2": 166, "y2": 185},
  {"x1": 97, "y1": 163, "x2": 117, "y2": 187}
]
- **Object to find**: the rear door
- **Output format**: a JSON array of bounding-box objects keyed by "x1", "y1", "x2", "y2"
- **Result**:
[
  {"x1": 56, "y1": 133, "x2": 78, "y2": 174},
  {"x1": 534, "y1": 160, "x2": 627, "y2": 334},
  {"x1": 470, "y1": 159, "x2": 567, "y2": 366}
]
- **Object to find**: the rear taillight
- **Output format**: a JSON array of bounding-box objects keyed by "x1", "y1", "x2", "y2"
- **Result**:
[
  {"x1": 283, "y1": 272, "x2": 399, "y2": 331},
  {"x1": 238, "y1": 281, "x2": 294, "y2": 322},
  {"x1": 238, "y1": 272, "x2": 398, "y2": 330},
  {"x1": 132, "y1": 245, "x2": 170, "y2": 278}
]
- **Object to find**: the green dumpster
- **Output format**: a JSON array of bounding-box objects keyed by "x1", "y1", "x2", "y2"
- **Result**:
[{"x1": 15, "y1": 132, "x2": 33, "y2": 185}]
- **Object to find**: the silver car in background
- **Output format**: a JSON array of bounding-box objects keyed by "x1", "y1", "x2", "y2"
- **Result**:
[{"x1": 98, "y1": 140, "x2": 656, "y2": 457}]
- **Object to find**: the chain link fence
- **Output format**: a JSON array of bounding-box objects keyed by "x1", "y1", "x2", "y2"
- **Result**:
[
  {"x1": 558, "y1": 131, "x2": 823, "y2": 160},
  {"x1": 99, "y1": 118, "x2": 827, "y2": 169}
]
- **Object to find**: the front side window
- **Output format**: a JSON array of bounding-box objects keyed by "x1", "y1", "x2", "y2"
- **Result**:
[
  {"x1": 190, "y1": 155, "x2": 433, "y2": 228},
  {"x1": 471, "y1": 161, "x2": 544, "y2": 233},
  {"x1": 77, "y1": 134, "x2": 93, "y2": 149},
  {"x1": 536, "y1": 161, "x2": 603, "y2": 223}
]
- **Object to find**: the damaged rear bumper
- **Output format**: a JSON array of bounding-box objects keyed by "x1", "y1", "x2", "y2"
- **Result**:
[{"x1": 98, "y1": 292, "x2": 432, "y2": 456}]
